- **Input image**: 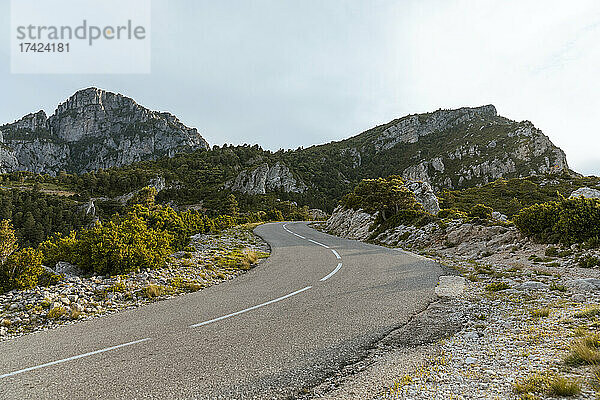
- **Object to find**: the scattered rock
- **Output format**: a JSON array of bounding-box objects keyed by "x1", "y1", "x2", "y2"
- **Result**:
[
  {"x1": 571, "y1": 294, "x2": 586, "y2": 302},
  {"x1": 570, "y1": 187, "x2": 600, "y2": 199},
  {"x1": 566, "y1": 278, "x2": 600, "y2": 292},
  {"x1": 515, "y1": 281, "x2": 548, "y2": 291},
  {"x1": 54, "y1": 261, "x2": 84, "y2": 277},
  {"x1": 435, "y1": 276, "x2": 468, "y2": 297}
]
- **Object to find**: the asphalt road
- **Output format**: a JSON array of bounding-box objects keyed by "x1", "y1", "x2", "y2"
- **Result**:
[{"x1": 0, "y1": 222, "x2": 443, "y2": 399}]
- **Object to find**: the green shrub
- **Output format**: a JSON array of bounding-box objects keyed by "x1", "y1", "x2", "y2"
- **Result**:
[
  {"x1": 468, "y1": 204, "x2": 493, "y2": 220},
  {"x1": 0, "y1": 247, "x2": 46, "y2": 291},
  {"x1": 341, "y1": 176, "x2": 422, "y2": 220},
  {"x1": 578, "y1": 255, "x2": 600, "y2": 268},
  {"x1": 545, "y1": 246, "x2": 558, "y2": 257},
  {"x1": 514, "y1": 197, "x2": 600, "y2": 245},
  {"x1": 37, "y1": 204, "x2": 238, "y2": 277},
  {"x1": 437, "y1": 208, "x2": 468, "y2": 220},
  {"x1": 265, "y1": 209, "x2": 283, "y2": 221},
  {"x1": 485, "y1": 282, "x2": 510, "y2": 292}
]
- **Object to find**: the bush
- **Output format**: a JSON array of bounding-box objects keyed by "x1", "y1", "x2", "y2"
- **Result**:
[
  {"x1": 265, "y1": 209, "x2": 283, "y2": 221},
  {"x1": 514, "y1": 197, "x2": 600, "y2": 245},
  {"x1": 468, "y1": 204, "x2": 493, "y2": 220},
  {"x1": 578, "y1": 255, "x2": 600, "y2": 268},
  {"x1": 342, "y1": 176, "x2": 422, "y2": 221},
  {"x1": 0, "y1": 247, "x2": 46, "y2": 291},
  {"x1": 437, "y1": 208, "x2": 468, "y2": 220},
  {"x1": 485, "y1": 282, "x2": 510, "y2": 292},
  {"x1": 38, "y1": 204, "x2": 241, "y2": 277}
]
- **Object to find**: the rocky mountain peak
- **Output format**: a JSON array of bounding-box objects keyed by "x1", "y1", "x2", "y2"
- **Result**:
[{"x1": 0, "y1": 88, "x2": 209, "y2": 175}]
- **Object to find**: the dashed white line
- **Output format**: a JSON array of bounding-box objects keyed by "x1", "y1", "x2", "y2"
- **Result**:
[
  {"x1": 0, "y1": 338, "x2": 151, "y2": 379},
  {"x1": 308, "y1": 239, "x2": 329, "y2": 249},
  {"x1": 282, "y1": 223, "x2": 306, "y2": 239},
  {"x1": 320, "y1": 263, "x2": 343, "y2": 282},
  {"x1": 190, "y1": 286, "x2": 312, "y2": 328},
  {"x1": 282, "y1": 222, "x2": 342, "y2": 281}
]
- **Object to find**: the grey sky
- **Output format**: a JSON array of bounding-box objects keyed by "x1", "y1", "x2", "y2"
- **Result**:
[{"x1": 1, "y1": 0, "x2": 599, "y2": 175}]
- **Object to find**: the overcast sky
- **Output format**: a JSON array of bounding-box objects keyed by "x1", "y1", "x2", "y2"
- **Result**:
[{"x1": 1, "y1": 0, "x2": 599, "y2": 175}]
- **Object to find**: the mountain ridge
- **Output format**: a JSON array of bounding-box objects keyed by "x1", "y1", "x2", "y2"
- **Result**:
[
  {"x1": 0, "y1": 87, "x2": 209, "y2": 175},
  {"x1": 0, "y1": 89, "x2": 574, "y2": 213}
]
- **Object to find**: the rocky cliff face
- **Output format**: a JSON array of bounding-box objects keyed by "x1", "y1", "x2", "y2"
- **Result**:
[
  {"x1": 225, "y1": 162, "x2": 307, "y2": 194},
  {"x1": 0, "y1": 88, "x2": 209, "y2": 174},
  {"x1": 326, "y1": 105, "x2": 571, "y2": 192}
]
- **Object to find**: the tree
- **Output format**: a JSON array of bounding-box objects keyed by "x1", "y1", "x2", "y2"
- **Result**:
[
  {"x1": 343, "y1": 176, "x2": 420, "y2": 220},
  {"x1": 225, "y1": 194, "x2": 239, "y2": 217},
  {"x1": 0, "y1": 220, "x2": 17, "y2": 265}
]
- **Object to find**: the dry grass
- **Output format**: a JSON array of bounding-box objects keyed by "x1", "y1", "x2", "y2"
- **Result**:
[
  {"x1": 564, "y1": 333, "x2": 600, "y2": 365},
  {"x1": 514, "y1": 372, "x2": 580, "y2": 397},
  {"x1": 143, "y1": 284, "x2": 163, "y2": 299},
  {"x1": 531, "y1": 307, "x2": 551, "y2": 318},
  {"x1": 575, "y1": 305, "x2": 600, "y2": 319},
  {"x1": 46, "y1": 306, "x2": 67, "y2": 319}
]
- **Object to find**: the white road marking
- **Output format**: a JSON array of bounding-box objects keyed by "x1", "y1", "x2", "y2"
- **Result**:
[
  {"x1": 190, "y1": 286, "x2": 312, "y2": 328},
  {"x1": 0, "y1": 338, "x2": 151, "y2": 379},
  {"x1": 320, "y1": 263, "x2": 343, "y2": 282},
  {"x1": 282, "y1": 222, "x2": 343, "y2": 281},
  {"x1": 308, "y1": 239, "x2": 329, "y2": 249},
  {"x1": 282, "y1": 223, "x2": 306, "y2": 239}
]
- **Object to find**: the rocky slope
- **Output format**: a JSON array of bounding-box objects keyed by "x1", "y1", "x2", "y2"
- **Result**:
[
  {"x1": 224, "y1": 162, "x2": 307, "y2": 194},
  {"x1": 0, "y1": 88, "x2": 209, "y2": 174},
  {"x1": 281, "y1": 105, "x2": 571, "y2": 195}
]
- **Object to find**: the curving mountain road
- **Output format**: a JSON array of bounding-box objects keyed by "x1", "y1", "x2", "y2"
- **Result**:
[{"x1": 0, "y1": 222, "x2": 443, "y2": 399}]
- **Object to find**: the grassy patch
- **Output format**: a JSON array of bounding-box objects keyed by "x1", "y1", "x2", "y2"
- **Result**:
[
  {"x1": 564, "y1": 333, "x2": 600, "y2": 365},
  {"x1": 143, "y1": 284, "x2": 163, "y2": 299},
  {"x1": 514, "y1": 372, "x2": 580, "y2": 397},
  {"x1": 550, "y1": 282, "x2": 567, "y2": 292},
  {"x1": 216, "y1": 249, "x2": 268, "y2": 271},
  {"x1": 531, "y1": 307, "x2": 550, "y2": 318},
  {"x1": 47, "y1": 306, "x2": 67, "y2": 319},
  {"x1": 575, "y1": 306, "x2": 600, "y2": 319}
]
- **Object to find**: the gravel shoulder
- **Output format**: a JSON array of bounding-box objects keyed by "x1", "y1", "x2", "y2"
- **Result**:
[
  {"x1": 0, "y1": 223, "x2": 270, "y2": 342},
  {"x1": 315, "y1": 219, "x2": 600, "y2": 400}
]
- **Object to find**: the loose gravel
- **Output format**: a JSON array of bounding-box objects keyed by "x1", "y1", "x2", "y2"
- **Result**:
[{"x1": 0, "y1": 224, "x2": 269, "y2": 342}]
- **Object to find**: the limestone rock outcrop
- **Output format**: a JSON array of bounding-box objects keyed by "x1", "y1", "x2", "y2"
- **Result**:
[{"x1": 0, "y1": 87, "x2": 208, "y2": 174}]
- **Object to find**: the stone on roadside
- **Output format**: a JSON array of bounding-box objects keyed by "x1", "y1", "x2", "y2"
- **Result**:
[{"x1": 435, "y1": 275, "x2": 468, "y2": 297}]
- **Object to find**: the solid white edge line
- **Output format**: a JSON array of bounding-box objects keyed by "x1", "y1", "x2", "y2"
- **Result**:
[
  {"x1": 320, "y1": 262, "x2": 343, "y2": 282},
  {"x1": 331, "y1": 249, "x2": 341, "y2": 259},
  {"x1": 189, "y1": 286, "x2": 312, "y2": 328},
  {"x1": 0, "y1": 338, "x2": 151, "y2": 379}
]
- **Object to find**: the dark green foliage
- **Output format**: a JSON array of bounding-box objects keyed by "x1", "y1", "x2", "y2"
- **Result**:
[
  {"x1": 370, "y1": 209, "x2": 437, "y2": 239},
  {"x1": 578, "y1": 255, "x2": 600, "y2": 268},
  {"x1": 439, "y1": 175, "x2": 600, "y2": 218},
  {"x1": 0, "y1": 189, "x2": 93, "y2": 247},
  {"x1": 514, "y1": 197, "x2": 600, "y2": 245},
  {"x1": 468, "y1": 204, "x2": 493, "y2": 220},
  {"x1": 438, "y1": 208, "x2": 468, "y2": 219},
  {"x1": 341, "y1": 176, "x2": 421, "y2": 220},
  {"x1": 265, "y1": 209, "x2": 283, "y2": 221}
]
